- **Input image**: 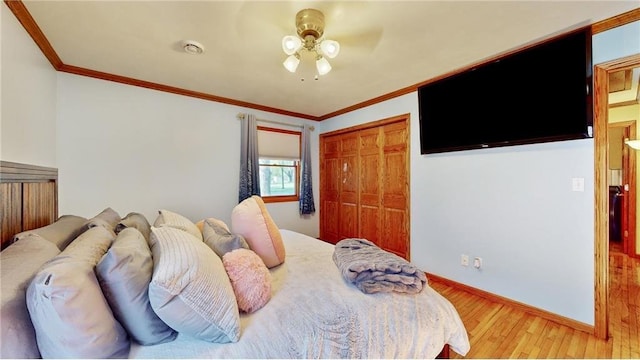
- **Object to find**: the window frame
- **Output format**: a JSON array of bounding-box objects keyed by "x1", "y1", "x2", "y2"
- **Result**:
[{"x1": 257, "y1": 126, "x2": 301, "y2": 203}]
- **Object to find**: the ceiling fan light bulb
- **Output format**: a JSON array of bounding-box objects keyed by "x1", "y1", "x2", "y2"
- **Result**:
[
  {"x1": 283, "y1": 54, "x2": 300, "y2": 73},
  {"x1": 320, "y1": 40, "x2": 340, "y2": 58},
  {"x1": 316, "y1": 56, "x2": 332, "y2": 75},
  {"x1": 282, "y1": 35, "x2": 302, "y2": 55}
]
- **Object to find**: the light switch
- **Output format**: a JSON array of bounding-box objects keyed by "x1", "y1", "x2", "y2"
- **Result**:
[{"x1": 572, "y1": 177, "x2": 584, "y2": 192}]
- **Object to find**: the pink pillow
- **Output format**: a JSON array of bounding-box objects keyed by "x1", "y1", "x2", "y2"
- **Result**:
[
  {"x1": 222, "y1": 249, "x2": 271, "y2": 313},
  {"x1": 231, "y1": 196, "x2": 285, "y2": 268}
]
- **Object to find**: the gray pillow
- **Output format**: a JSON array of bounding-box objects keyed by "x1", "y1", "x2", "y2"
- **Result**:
[
  {"x1": 203, "y1": 218, "x2": 249, "y2": 258},
  {"x1": 26, "y1": 226, "x2": 130, "y2": 358},
  {"x1": 148, "y1": 226, "x2": 240, "y2": 343},
  {"x1": 12, "y1": 214, "x2": 88, "y2": 250},
  {"x1": 115, "y1": 212, "x2": 151, "y2": 243},
  {"x1": 1, "y1": 234, "x2": 60, "y2": 359},
  {"x1": 85, "y1": 207, "x2": 121, "y2": 232},
  {"x1": 97, "y1": 228, "x2": 177, "y2": 345}
]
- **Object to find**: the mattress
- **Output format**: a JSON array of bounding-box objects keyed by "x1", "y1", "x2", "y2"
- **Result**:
[{"x1": 129, "y1": 229, "x2": 470, "y2": 358}]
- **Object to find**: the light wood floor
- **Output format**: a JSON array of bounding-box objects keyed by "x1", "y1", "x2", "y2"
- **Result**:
[{"x1": 429, "y1": 245, "x2": 640, "y2": 358}]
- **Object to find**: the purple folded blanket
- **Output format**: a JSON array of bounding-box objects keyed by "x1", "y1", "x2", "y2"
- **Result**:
[{"x1": 332, "y1": 238, "x2": 427, "y2": 294}]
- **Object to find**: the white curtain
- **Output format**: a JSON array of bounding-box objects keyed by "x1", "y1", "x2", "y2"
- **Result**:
[
  {"x1": 238, "y1": 114, "x2": 260, "y2": 202},
  {"x1": 299, "y1": 124, "x2": 315, "y2": 215}
]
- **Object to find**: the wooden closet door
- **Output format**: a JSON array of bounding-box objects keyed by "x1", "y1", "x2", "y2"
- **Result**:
[
  {"x1": 359, "y1": 127, "x2": 382, "y2": 245},
  {"x1": 381, "y1": 122, "x2": 409, "y2": 258},
  {"x1": 339, "y1": 132, "x2": 359, "y2": 240},
  {"x1": 320, "y1": 135, "x2": 341, "y2": 243},
  {"x1": 320, "y1": 115, "x2": 409, "y2": 259}
]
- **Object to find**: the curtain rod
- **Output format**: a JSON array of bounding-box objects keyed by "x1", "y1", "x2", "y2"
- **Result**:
[{"x1": 236, "y1": 113, "x2": 314, "y2": 132}]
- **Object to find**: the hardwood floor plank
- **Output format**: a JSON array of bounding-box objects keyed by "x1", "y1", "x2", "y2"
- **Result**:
[
  {"x1": 546, "y1": 325, "x2": 570, "y2": 359},
  {"x1": 431, "y1": 248, "x2": 639, "y2": 358},
  {"x1": 536, "y1": 321, "x2": 559, "y2": 358},
  {"x1": 575, "y1": 331, "x2": 589, "y2": 359}
]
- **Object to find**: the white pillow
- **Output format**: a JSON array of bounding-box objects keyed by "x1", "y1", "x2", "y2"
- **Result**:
[
  {"x1": 148, "y1": 226, "x2": 240, "y2": 343},
  {"x1": 153, "y1": 209, "x2": 203, "y2": 241}
]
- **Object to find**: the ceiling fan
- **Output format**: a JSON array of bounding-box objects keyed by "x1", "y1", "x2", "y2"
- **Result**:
[
  {"x1": 234, "y1": 2, "x2": 383, "y2": 79},
  {"x1": 281, "y1": 9, "x2": 340, "y2": 76}
]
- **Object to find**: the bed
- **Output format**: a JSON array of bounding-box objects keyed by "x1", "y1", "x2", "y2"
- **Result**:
[
  {"x1": 129, "y1": 228, "x2": 469, "y2": 358},
  {"x1": 0, "y1": 162, "x2": 470, "y2": 359}
]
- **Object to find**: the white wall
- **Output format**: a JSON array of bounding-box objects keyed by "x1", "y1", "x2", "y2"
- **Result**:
[
  {"x1": 593, "y1": 21, "x2": 640, "y2": 65},
  {"x1": 1, "y1": 2, "x2": 57, "y2": 167},
  {"x1": 7, "y1": 0, "x2": 638, "y2": 325},
  {"x1": 321, "y1": 93, "x2": 595, "y2": 324},
  {"x1": 56, "y1": 73, "x2": 319, "y2": 237},
  {"x1": 320, "y1": 22, "x2": 640, "y2": 325}
]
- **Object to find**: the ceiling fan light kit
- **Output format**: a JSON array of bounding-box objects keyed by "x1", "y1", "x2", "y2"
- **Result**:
[
  {"x1": 283, "y1": 53, "x2": 301, "y2": 73},
  {"x1": 281, "y1": 8, "x2": 340, "y2": 75}
]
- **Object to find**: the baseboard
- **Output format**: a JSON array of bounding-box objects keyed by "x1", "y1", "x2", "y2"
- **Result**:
[{"x1": 426, "y1": 272, "x2": 595, "y2": 335}]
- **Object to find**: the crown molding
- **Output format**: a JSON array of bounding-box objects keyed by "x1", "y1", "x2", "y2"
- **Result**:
[{"x1": 6, "y1": 0, "x2": 639, "y2": 122}]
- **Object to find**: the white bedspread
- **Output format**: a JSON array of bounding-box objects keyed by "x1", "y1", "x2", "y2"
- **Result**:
[{"x1": 129, "y1": 230, "x2": 470, "y2": 359}]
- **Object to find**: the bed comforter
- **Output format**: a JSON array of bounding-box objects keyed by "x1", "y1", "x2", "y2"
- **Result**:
[{"x1": 129, "y1": 230, "x2": 470, "y2": 358}]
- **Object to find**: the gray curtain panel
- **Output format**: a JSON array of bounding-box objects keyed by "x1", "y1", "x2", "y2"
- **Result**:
[
  {"x1": 299, "y1": 124, "x2": 315, "y2": 215},
  {"x1": 238, "y1": 114, "x2": 260, "y2": 203}
]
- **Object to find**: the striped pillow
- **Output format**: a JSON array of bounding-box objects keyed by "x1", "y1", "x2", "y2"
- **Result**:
[
  {"x1": 153, "y1": 209, "x2": 203, "y2": 241},
  {"x1": 148, "y1": 226, "x2": 240, "y2": 343}
]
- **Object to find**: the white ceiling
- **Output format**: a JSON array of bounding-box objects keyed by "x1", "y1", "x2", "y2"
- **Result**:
[{"x1": 20, "y1": 1, "x2": 640, "y2": 119}]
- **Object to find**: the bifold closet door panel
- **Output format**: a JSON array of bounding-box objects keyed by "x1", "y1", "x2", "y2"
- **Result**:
[
  {"x1": 339, "y1": 133, "x2": 359, "y2": 240},
  {"x1": 359, "y1": 127, "x2": 382, "y2": 246},
  {"x1": 381, "y1": 122, "x2": 409, "y2": 259},
  {"x1": 320, "y1": 135, "x2": 341, "y2": 243}
]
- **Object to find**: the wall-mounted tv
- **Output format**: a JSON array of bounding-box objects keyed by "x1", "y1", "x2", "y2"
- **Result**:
[{"x1": 418, "y1": 27, "x2": 593, "y2": 154}]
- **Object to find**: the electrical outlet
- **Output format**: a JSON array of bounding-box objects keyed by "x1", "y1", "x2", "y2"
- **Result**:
[
  {"x1": 461, "y1": 254, "x2": 469, "y2": 266},
  {"x1": 473, "y1": 257, "x2": 483, "y2": 269}
]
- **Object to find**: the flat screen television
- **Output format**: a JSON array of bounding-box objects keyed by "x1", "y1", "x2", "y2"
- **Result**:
[{"x1": 418, "y1": 27, "x2": 593, "y2": 154}]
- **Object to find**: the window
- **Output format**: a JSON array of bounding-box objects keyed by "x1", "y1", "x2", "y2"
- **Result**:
[{"x1": 257, "y1": 127, "x2": 301, "y2": 203}]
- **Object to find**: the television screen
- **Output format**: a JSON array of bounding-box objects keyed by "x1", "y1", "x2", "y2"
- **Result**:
[{"x1": 418, "y1": 27, "x2": 592, "y2": 154}]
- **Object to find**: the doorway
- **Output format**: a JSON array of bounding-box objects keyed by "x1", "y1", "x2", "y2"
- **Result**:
[
  {"x1": 594, "y1": 53, "x2": 640, "y2": 340},
  {"x1": 607, "y1": 120, "x2": 636, "y2": 256}
]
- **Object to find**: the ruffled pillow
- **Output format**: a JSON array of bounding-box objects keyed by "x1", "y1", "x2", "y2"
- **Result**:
[{"x1": 223, "y1": 249, "x2": 272, "y2": 313}]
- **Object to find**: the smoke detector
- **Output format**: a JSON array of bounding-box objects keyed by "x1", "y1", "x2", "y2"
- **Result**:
[{"x1": 182, "y1": 40, "x2": 205, "y2": 55}]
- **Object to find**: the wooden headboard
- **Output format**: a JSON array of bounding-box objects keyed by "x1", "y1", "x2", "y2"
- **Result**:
[{"x1": 0, "y1": 161, "x2": 58, "y2": 250}]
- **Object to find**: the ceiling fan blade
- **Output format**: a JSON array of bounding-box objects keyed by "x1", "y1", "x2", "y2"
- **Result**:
[
  {"x1": 234, "y1": 2, "x2": 292, "y2": 39},
  {"x1": 333, "y1": 26, "x2": 384, "y2": 55}
]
